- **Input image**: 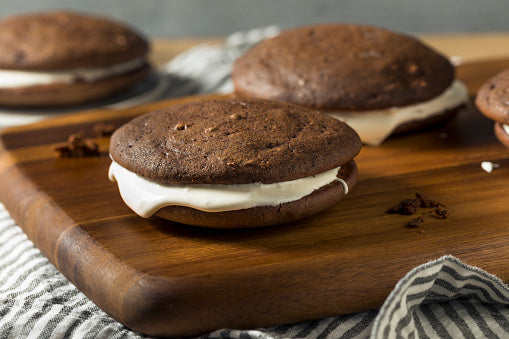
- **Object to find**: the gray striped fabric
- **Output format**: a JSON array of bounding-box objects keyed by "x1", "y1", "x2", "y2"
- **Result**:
[
  {"x1": 161, "y1": 25, "x2": 280, "y2": 96},
  {"x1": 372, "y1": 256, "x2": 509, "y2": 338},
  {"x1": 1, "y1": 27, "x2": 509, "y2": 338},
  {"x1": 0, "y1": 205, "x2": 150, "y2": 339}
]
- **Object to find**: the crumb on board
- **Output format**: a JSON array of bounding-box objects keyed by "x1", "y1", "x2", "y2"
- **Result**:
[
  {"x1": 54, "y1": 122, "x2": 117, "y2": 157},
  {"x1": 387, "y1": 193, "x2": 444, "y2": 215},
  {"x1": 387, "y1": 192, "x2": 448, "y2": 228},
  {"x1": 54, "y1": 133, "x2": 100, "y2": 157},
  {"x1": 415, "y1": 192, "x2": 443, "y2": 208},
  {"x1": 434, "y1": 205, "x2": 449, "y2": 219},
  {"x1": 407, "y1": 216, "x2": 424, "y2": 228},
  {"x1": 386, "y1": 199, "x2": 420, "y2": 215}
]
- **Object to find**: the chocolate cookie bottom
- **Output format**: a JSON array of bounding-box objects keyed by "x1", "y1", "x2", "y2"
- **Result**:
[
  {"x1": 391, "y1": 105, "x2": 464, "y2": 136},
  {"x1": 155, "y1": 161, "x2": 358, "y2": 228},
  {"x1": 0, "y1": 64, "x2": 150, "y2": 107}
]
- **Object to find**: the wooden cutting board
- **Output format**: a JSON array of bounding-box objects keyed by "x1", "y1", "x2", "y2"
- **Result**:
[{"x1": 1, "y1": 58, "x2": 509, "y2": 337}]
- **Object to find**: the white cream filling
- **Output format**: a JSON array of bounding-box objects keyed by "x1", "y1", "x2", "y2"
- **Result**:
[
  {"x1": 108, "y1": 160, "x2": 348, "y2": 217},
  {"x1": 326, "y1": 80, "x2": 469, "y2": 146},
  {"x1": 0, "y1": 58, "x2": 146, "y2": 88},
  {"x1": 481, "y1": 161, "x2": 499, "y2": 173},
  {"x1": 503, "y1": 124, "x2": 509, "y2": 136}
]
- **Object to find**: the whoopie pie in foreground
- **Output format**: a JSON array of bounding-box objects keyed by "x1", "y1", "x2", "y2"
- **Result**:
[
  {"x1": 475, "y1": 69, "x2": 509, "y2": 148},
  {"x1": 109, "y1": 97, "x2": 362, "y2": 228},
  {"x1": 0, "y1": 11, "x2": 150, "y2": 107},
  {"x1": 232, "y1": 23, "x2": 469, "y2": 146}
]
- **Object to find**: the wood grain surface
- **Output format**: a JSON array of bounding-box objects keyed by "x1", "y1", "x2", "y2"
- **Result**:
[{"x1": 1, "y1": 58, "x2": 509, "y2": 337}]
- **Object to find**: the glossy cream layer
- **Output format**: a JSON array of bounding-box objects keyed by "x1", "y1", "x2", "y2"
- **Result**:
[
  {"x1": 503, "y1": 124, "x2": 509, "y2": 136},
  {"x1": 0, "y1": 58, "x2": 146, "y2": 88},
  {"x1": 327, "y1": 80, "x2": 469, "y2": 146},
  {"x1": 108, "y1": 160, "x2": 348, "y2": 217}
]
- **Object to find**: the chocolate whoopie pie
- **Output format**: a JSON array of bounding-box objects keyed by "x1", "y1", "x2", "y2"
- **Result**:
[
  {"x1": 109, "y1": 97, "x2": 362, "y2": 228},
  {"x1": 476, "y1": 69, "x2": 509, "y2": 148},
  {"x1": 232, "y1": 24, "x2": 469, "y2": 145},
  {"x1": 0, "y1": 11, "x2": 150, "y2": 107}
]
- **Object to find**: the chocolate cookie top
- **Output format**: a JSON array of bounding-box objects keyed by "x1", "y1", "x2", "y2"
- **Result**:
[
  {"x1": 475, "y1": 69, "x2": 509, "y2": 124},
  {"x1": 110, "y1": 97, "x2": 361, "y2": 185},
  {"x1": 0, "y1": 11, "x2": 149, "y2": 70},
  {"x1": 232, "y1": 24, "x2": 455, "y2": 110}
]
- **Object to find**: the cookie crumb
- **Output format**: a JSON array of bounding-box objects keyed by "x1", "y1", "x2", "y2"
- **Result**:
[
  {"x1": 387, "y1": 192, "x2": 448, "y2": 228},
  {"x1": 407, "y1": 216, "x2": 424, "y2": 228},
  {"x1": 93, "y1": 123, "x2": 116, "y2": 137},
  {"x1": 387, "y1": 198, "x2": 420, "y2": 215},
  {"x1": 54, "y1": 133, "x2": 99, "y2": 157},
  {"x1": 434, "y1": 205, "x2": 449, "y2": 219},
  {"x1": 415, "y1": 192, "x2": 442, "y2": 208}
]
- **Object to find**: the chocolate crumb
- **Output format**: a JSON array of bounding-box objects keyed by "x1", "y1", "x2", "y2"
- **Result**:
[
  {"x1": 387, "y1": 192, "x2": 448, "y2": 228},
  {"x1": 434, "y1": 205, "x2": 449, "y2": 219},
  {"x1": 387, "y1": 198, "x2": 421, "y2": 215},
  {"x1": 415, "y1": 192, "x2": 443, "y2": 208},
  {"x1": 407, "y1": 216, "x2": 424, "y2": 228},
  {"x1": 93, "y1": 123, "x2": 116, "y2": 137},
  {"x1": 54, "y1": 133, "x2": 99, "y2": 157}
]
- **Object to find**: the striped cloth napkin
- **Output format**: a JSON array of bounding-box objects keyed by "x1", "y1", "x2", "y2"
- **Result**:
[{"x1": 1, "y1": 27, "x2": 509, "y2": 338}]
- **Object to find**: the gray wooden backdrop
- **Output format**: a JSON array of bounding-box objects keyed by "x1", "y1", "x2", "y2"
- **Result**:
[{"x1": 1, "y1": 0, "x2": 507, "y2": 37}]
